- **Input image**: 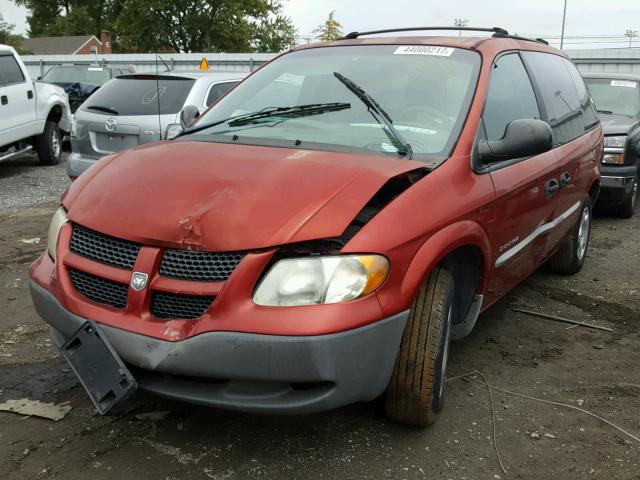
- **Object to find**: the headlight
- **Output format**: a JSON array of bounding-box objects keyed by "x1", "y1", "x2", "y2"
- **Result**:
[
  {"x1": 253, "y1": 255, "x2": 389, "y2": 306},
  {"x1": 602, "y1": 153, "x2": 625, "y2": 165},
  {"x1": 165, "y1": 124, "x2": 183, "y2": 140},
  {"x1": 603, "y1": 135, "x2": 627, "y2": 148},
  {"x1": 47, "y1": 207, "x2": 68, "y2": 261}
]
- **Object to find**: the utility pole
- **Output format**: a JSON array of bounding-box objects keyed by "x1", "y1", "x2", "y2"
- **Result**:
[
  {"x1": 560, "y1": 0, "x2": 567, "y2": 49},
  {"x1": 454, "y1": 18, "x2": 469, "y2": 36},
  {"x1": 625, "y1": 29, "x2": 638, "y2": 48}
]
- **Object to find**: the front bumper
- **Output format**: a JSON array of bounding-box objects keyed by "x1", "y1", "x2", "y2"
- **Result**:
[
  {"x1": 30, "y1": 280, "x2": 408, "y2": 414},
  {"x1": 59, "y1": 116, "x2": 72, "y2": 134},
  {"x1": 599, "y1": 165, "x2": 637, "y2": 205}
]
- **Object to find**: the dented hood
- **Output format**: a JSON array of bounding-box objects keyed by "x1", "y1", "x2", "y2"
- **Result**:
[{"x1": 64, "y1": 141, "x2": 425, "y2": 251}]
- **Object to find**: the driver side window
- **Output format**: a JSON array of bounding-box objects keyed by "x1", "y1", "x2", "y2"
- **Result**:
[{"x1": 483, "y1": 54, "x2": 540, "y2": 141}]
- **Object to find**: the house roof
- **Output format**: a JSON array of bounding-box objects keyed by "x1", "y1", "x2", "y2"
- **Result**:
[{"x1": 21, "y1": 35, "x2": 100, "y2": 55}]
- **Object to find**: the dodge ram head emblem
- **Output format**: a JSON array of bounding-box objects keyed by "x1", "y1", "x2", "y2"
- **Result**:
[
  {"x1": 130, "y1": 272, "x2": 149, "y2": 291},
  {"x1": 105, "y1": 118, "x2": 118, "y2": 132}
]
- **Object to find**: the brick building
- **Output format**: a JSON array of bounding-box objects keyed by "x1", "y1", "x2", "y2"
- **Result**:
[{"x1": 22, "y1": 31, "x2": 112, "y2": 55}]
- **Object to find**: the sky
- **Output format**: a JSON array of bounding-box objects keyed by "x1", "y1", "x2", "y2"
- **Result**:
[{"x1": 2, "y1": 0, "x2": 640, "y2": 50}]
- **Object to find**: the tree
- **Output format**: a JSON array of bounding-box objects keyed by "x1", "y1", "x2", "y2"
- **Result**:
[
  {"x1": 0, "y1": 13, "x2": 15, "y2": 43},
  {"x1": 13, "y1": 0, "x2": 295, "y2": 53},
  {"x1": 114, "y1": 0, "x2": 296, "y2": 53},
  {"x1": 0, "y1": 12, "x2": 28, "y2": 52},
  {"x1": 313, "y1": 10, "x2": 342, "y2": 42},
  {"x1": 14, "y1": 0, "x2": 125, "y2": 47},
  {"x1": 253, "y1": 11, "x2": 297, "y2": 52},
  {"x1": 45, "y1": 7, "x2": 94, "y2": 36},
  {"x1": 14, "y1": 0, "x2": 64, "y2": 37}
]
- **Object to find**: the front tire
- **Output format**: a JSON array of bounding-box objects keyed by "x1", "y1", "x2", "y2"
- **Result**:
[
  {"x1": 35, "y1": 120, "x2": 62, "y2": 165},
  {"x1": 548, "y1": 197, "x2": 592, "y2": 274},
  {"x1": 611, "y1": 175, "x2": 638, "y2": 219},
  {"x1": 384, "y1": 267, "x2": 454, "y2": 427}
]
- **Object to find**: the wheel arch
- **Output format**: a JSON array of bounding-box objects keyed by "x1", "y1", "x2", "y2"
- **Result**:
[
  {"x1": 588, "y1": 179, "x2": 600, "y2": 205},
  {"x1": 46, "y1": 104, "x2": 63, "y2": 124},
  {"x1": 400, "y1": 220, "x2": 492, "y2": 324}
]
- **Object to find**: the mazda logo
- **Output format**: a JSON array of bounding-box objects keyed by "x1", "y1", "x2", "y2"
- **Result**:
[{"x1": 105, "y1": 118, "x2": 118, "y2": 132}]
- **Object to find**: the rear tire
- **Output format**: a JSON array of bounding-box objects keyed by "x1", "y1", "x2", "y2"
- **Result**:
[
  {"x1": 548, "y1": 197, "x2": 592, "y2": 274},
  {"x1": 611, "y1": 175, "x2": 638, "y2": 219},
  {"x1": 384, "y1": 267, "x2": 454, "y2": 427},
  {"x1": 36, "y1": 120, "x2": 62, "y2": 165}
]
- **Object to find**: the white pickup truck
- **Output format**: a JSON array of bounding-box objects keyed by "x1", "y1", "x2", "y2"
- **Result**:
[{"x1": 1, "y1": 44, "x2": 72, "y2": 165}]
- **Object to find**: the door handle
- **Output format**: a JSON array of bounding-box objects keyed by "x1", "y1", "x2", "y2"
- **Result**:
[
  {"x1": 559, "y1": 172, "x2": 572, "y2": 188},
  {"x1": 1, "y1": 95, "x2": 7, "y2": 105},
  {"x1": 27, "y1": 90, "x2": 33, "y2": 99},
  {"x1": 545, "y1": 178, "x2": 560, "y2": 196}
]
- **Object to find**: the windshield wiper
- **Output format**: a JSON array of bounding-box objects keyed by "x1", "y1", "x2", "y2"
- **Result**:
[
  {"x1": 333, "y1": 72, "x2": 413, "y2": 159},
  {"x1": 597, "y1": 109, "x2": 613, "y2": 115},
  {"x1": 183, "y1": 102, "x2": 351, "y2": 135},
  {"x1": 86, "y1": 105, "x2": 119, "y2": 115},
  {"x1": 228, "y1": 103, "x2": 351, "y2": 126}
]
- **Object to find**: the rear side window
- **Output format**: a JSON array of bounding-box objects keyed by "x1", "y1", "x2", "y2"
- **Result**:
[
  {"x1": 206, "y1": 81, "x2": 239, "y2": 106},
  {"x1": 82, "y1": 77, "x2": 196, "y2": 116},
  {"x1": 562, "y1": 58, "x2": 599, "y2": 130},
  {"x1": 0, "y1": 54, "x2": 25, "y2": 85},
  {"x1": 483, "y1": 53, "x2": 540, "y2": 141},
  {"x1": 522, "y1": 52, "x2": 584, "y2": 145}
]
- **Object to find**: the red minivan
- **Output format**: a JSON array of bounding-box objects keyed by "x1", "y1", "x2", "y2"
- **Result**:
[{"x1": 30, "y1": 27, "x2": 601, "y2": 426}]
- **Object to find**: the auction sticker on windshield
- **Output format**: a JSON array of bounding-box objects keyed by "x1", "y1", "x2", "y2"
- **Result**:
[
  {"x1": 611, "y1": 80, "x2": 637, "y2": 88},
  {"x1": 393, "y1": 46, "x2": 454, "y2": 56}
]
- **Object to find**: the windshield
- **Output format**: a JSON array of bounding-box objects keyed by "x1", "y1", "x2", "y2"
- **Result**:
[
  {"x1": 585, "y1": 78, "x2": 640, "y2": 117},
  {"x1": 42, "y1": 66, "x2": 110, "y2": 86},
  {"x1": 81, "y1": 77, "x2": 196, "y2": 116},
  {"x1": 188, "y1": 45, "x2": 481, "y2": 161}
]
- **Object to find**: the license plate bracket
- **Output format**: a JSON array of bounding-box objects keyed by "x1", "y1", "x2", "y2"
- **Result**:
[{"x1": 60, "y1": 321, "x2": 137, "y2": 415}]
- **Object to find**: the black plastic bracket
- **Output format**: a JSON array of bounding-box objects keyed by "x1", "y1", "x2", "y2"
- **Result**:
[{"x1": 60, "y1": 321, "x2": 137, "y2": 415}]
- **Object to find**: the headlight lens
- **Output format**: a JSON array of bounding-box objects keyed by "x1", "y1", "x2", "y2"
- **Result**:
[
  {"x1": 47, "y1": 207, "x2": 68, "y2": 261},
  {"x1": 165, "y1": 123, "x2": 183, "y2": 140},
  {"x1": 253, "y1": 255, "x2": 389, "y2": 306},
  {"x1": 602, "y1": 153, "x2": 625, "y2": 165},
  {"x1": 603, "y1": 135, "x2": 627, "y2": 148}
]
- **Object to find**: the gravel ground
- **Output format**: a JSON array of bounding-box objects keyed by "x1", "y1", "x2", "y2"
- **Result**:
[
  {"x1": 0, "y1": 152, "x2": 70, "y2": 213},
  {"x1": 0, "y1": 153, "x2": 638, "y2": 479}
]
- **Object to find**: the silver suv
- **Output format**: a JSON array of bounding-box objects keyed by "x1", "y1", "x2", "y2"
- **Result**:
[{"x1": 68, "y1": 71, "x2": 246, "y2": 178}]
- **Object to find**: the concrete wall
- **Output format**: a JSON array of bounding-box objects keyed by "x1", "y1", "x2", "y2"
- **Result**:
[
  {"x1": 20, "y1": 48, "x2": 640, "y2": 79},
  {"x1": 567, "y1": 48, "x2": 640, "y2": 74},
  {"x1": 21, "y1": 53, "x2": 278, "y2": 79}
]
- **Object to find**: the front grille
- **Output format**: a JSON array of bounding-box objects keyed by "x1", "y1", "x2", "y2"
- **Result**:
[
  {"x1": 69, "y1": 268, "x2": 128, "y2": 309},
  {"x1": 159, "y1": 249, "x2": 245, "y2": 282},
  {"x1": 151, "y1": 291, "x2": 214, "y2": 320},
  {"x1": 70, "y1": 224, "x2": 140, "y2": 270}
]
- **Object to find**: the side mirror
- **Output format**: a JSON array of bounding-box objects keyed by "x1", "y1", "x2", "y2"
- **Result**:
[
  {"x1": 37, "y1": 76, "x2": 41, "y2": 80},
  {"x1": 180, "y1": 105, "x2": 200, "y2": 130},
  {"x1": 478, "y1": 119, "x2": 553, "y2": 164}
]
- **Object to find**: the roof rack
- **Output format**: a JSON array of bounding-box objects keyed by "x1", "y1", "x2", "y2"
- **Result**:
[
  {"x1": 342, "y1": 26, "x2": 508, "y2": 39},
  {"x1": 340, "y1": 26, "x2": 549, "y2": 45}
]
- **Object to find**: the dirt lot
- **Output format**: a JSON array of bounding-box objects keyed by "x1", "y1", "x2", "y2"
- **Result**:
[{"x1": 1, "y1": 153, "x2": 639, "y2": 479}]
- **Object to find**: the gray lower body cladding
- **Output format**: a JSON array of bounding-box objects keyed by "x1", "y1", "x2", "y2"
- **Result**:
[{"x1": 30, "y1": 280, "x2": 408, "y2": 414}]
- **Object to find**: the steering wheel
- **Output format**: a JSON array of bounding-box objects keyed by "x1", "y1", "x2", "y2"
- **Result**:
[{"x1": 395, "y1": 106, "x2": 454, "y2": 130}]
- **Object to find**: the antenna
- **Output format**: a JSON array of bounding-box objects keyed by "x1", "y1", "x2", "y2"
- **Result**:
[
  {"x1": 155, "y1": 52, "x2": 162, "y2": 141},
  {"x1": 158, "y1": 55, "x2": 171, "y2": 72}
]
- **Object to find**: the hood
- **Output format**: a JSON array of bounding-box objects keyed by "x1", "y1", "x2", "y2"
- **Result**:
[
  {"x1": 599, "y1": 113, "x2": 640, "y2": 136},
  {"x1": 50, "y1": 81, "x2": 100, "y2": 99},
  {"x1": 63, "y1": 141, "x2": 426, "y2": 251}
]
